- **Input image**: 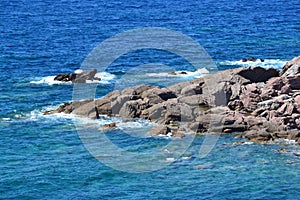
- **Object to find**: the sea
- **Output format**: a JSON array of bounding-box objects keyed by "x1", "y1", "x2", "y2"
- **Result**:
[{"x1": 1, "y1": 0, "x2": 300, "y2": 199}]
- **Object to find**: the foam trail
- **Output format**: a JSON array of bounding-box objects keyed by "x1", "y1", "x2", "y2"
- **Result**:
[
  {"x1": 219, "y1": 59, "x2": 287, "y2": 70},
  {"x1": 30, "y1": 71, "x2": 116, "y2": 85},
  {"x1": 30, "y1": 76, "x2": 72, "y2": 85},
  {"x1": 147, "y1": 68, "x2": 209, "y2": 78}
]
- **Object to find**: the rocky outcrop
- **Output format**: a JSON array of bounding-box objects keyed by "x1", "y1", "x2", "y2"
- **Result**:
[
  {"x1": 54, "y1": 69, "x2": 100, "y2": 83},
  {"x1": 280, "y1": 56, "x2": 300, "y2": 76},
  {"x1": 45, "y1": 56, "x2": 300, "y2": 144}
]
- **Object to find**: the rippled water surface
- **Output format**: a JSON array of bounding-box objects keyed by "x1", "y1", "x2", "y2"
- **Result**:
[{"x1": 1, "y1": 0, "x2": 300, "y2": 199}]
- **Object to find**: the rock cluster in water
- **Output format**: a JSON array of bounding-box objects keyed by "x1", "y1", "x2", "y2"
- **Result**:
[
  {"x1": 54, "y1": 69, "x2": 100, "y2": 83},
  {"x1": 45, "y1": 56, "x2": 300, "y2": 144}
]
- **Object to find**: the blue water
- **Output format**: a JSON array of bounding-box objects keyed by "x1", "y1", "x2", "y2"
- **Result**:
[{"x1": 1, "y1": 0, "x2": 300, "y2": 199}]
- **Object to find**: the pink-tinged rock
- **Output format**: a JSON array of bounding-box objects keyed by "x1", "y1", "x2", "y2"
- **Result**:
[
  {"x1": 121, "y1": 84, "x2": 157, "y2": 96},
  {"x1": 280, "y1": 55, "x2": 300, "y2": 76},
  {"x1": 280, "y1": 84, "x2": 291, "y2": 94},
  {"x1": 294, "y1": 95, "x2": 300, "y2": 113},
  {"x1": 277, "y1": 102, "x2": 295, "y2": 116},
  {"x1": 240, "y1": 84, "x2": 262, "y2": 112}
]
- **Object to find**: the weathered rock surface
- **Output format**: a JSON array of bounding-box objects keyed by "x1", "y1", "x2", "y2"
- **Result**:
[{"x1": 45, "y1": 56, "x2": 300, "y2": 144}]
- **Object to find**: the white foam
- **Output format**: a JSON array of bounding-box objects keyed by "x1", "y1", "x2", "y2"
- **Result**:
[
  {"x1": 74, "y1": 69, "x2": 83, "y2": 74},
  {"x1": 95, "y1": 72, "x2": 116, "y2": 84},
  {"x1": 30, "y1": 72, "x2": 116, "y2": 85},
  {"x1": 117, "y1": 119, "x2": 154, "y2": 138},
  {"x1": 166, "y1": 157, "x2": 175, "y2": 162},
  {"x1": 275, "y1": 138, "x2": 297, "y2": 145},
  {"x1": 0, "y1": 118, "x2": 10, "y2": 121},
  {"x1": 219, "y1": 59, "x2": 287, "y2": 70},
  {"x1": 147, "y1": 68, "x2": 210, "y2": 78},
  {"x1": 243, "y1": 141, "x2": 254, "y2": 145},
  {"x1": 30, "y1": 76, "x2": 72, "y2": 85}
]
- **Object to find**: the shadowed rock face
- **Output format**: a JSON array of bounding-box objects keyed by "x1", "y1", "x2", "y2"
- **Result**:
[
  {"x1": 45, "y1": 56, "x2": 300, "y2": 144},
  {"x1": 54, "y1": 69, "x2": 100, "y2": 83},
  {"x1": 237, "y1": 67, "x2": 279, "y2": 83}
]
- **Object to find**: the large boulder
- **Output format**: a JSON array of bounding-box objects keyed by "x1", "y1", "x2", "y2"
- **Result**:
[
  {"x1": 119, "y1": 99, "x2": 149, "y2": 118},
  {"x1": 44, "y1": 99, "x2": 98, "y2": 119},
  {"x1": 280, "y1": 56, "x2": 300, "y2": 76},
  {"x1": 72, "y1": 99, "x2": 98, "y2": 119},
  {"x1": 74, "y1": 69, "x2": 98, "y2": 83},
  {"x1": 95, "y1": 90, "x2": 120, "y2": 116}
]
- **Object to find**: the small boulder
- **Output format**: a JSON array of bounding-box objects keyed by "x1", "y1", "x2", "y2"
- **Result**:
[
  {"x1": 148, "y1": 125, "x2": 170, "y2": 136},
  {"x1": 248, "y1": 57, "x2": 256, "y2": 62},
  {"x1": 100, "y1": 122, "x2": 117, "y2": 130}
]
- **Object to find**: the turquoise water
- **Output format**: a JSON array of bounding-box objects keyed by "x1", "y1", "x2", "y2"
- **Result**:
[{"x1": 1, "y1": 0, "x2": 300, "y2": 199}]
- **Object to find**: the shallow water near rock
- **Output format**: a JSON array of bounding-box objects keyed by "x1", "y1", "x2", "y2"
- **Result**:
[{"x1": 1, "y1": 0, "x2": 300, "y2": 199}]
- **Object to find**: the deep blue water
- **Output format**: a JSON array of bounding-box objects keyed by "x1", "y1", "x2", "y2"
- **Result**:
[{"x1": 1, "y1": 0, "x2": 300, "y2": 199}]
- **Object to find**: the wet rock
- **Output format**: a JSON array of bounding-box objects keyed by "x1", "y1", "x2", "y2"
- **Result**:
[
  {"x1": 54, "y1": 73, "x2": 76, "y2": 82},
  {"x1": 54, "y1": 69, "x2": 99, "y2": 83},
  {"x1": 178, "y1": 71, "x2": 187, "y2": 75},
  {"x1": 148, "y1": 125, "x2": 171, "y2": 136},
  {"x1": 44, "y1": 102, "x2": 73, "y2": 115},
  {"x1": 100, "y1": 122, "x2": 117, "y2": 130},
  {"x1": 248, "y1": 57, "x2": 256, "y2": 62},
  {"x1": 245, "y1": 129, "x2": 273, "y2": 142},
  {"x1": 276, "y1": 149, "x2": 291, "y2": 153},
  {"x1": 44, "y1": 99, "x2": 98, "y2": 119},
  {"x1": 171, "y1": 131, "x2": 185, "y2": 138},
  {"x1": 234, "y1": 135, "x2": 244, "y2": 139},
  {"x1": 221, "y1": 124, "x2": 247, "y2": 133}
]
